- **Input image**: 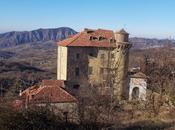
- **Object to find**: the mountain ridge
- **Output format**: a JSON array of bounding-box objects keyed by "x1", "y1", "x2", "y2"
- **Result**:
[
  {"x1": 0, "y1": 27, "x2": 77, "y2": 48},
  {"x1": 130, "y1": 37, "x2": 175, "y2": 49},
  {"x1": 0, "y1": 27, "x2": 175, "y2": 49}
]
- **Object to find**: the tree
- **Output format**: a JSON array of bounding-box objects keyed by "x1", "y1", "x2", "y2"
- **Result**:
[{"x1": 142, "y1": 47, "x2": 175, "y2": 116}]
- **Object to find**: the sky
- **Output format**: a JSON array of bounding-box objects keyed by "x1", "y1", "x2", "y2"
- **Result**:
[{"x1": 0, "y1": 0, "x2": 175, "y2": 38}]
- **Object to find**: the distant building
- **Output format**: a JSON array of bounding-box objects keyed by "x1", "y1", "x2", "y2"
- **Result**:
[{"x1": 19, "y1": 27, "x2": 147, "y2": 112}]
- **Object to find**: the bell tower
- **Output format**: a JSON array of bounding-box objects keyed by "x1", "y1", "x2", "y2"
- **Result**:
[{"x1": 113, "y1": 29, "x2": 132, "y2": 100}]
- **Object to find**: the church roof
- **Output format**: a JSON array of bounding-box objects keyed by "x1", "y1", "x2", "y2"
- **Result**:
[{"x1": 58, "y1": 28, "x2": 116, "y2": 47}]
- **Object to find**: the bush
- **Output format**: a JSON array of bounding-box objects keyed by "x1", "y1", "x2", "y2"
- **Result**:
[
  {"x1": 0, "y1": 106, "x2": 64, "y2": 130},
  {"x1": 0, "y1": 104, "x2": 109, "y2": 130}
]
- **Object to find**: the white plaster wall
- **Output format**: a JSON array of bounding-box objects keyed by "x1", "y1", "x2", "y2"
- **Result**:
[
  {"x1": 57, "y1": 46, "x2": 68, "y2": 80},
  {"x1": 129, "y1": 78, "x2": 147, "y2": 101}
]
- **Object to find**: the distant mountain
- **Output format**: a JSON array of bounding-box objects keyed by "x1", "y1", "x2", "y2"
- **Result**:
[
  {"x1": 130, "y1": 37, "x2": 175, "y2": 49},
  {"x1": 0, "y1": 27, "x2": 77, "y2": 48},
  {"x1": 0, "y1": 27, "x2": 175, "y2": 49}
]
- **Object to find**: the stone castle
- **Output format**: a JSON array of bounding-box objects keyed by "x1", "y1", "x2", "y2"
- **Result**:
[
  {"x1": 18, "y1": 28, "x2": 147, "y2": 111},
  {"x1": 57, "y1": 28, "x2": 133, "y2": 100}
]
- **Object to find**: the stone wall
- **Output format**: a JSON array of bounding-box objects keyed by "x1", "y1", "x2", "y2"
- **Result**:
[
  {"x1": 113, "y1": 44, "x2": 131, "y2": 100},
  {"x1": 65, "y1": 47, "x2": 113, "y2": 96},
  {"x1": 57, "y1": 44, "x2": 131, "y2": 100}
]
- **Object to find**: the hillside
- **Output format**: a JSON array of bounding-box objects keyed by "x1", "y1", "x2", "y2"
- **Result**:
[
  {"x1": 130, "y1": 37, "x2": 175, "y2": 49},
  {"x1": 0, "y1": 27, "x2": 77, "y2": 96},
  {"x1": 0, "y1": 27, "x2": 77, "y2": 48}
]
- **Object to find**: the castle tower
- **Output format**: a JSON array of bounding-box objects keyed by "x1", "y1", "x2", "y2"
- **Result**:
[{"x1": 113, "y1": 29, "x2": 132, "y2": 100}]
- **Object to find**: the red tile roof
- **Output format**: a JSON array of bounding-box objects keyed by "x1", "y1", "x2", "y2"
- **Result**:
[
  {"x1": 20, "y1": 80, "x2": 76, "y2": 104},
  {"x1": 31, "y1": 85, "x2": 77, "y2": 103},
  {"x1": 20, "y1": 85, "x2": 39, "y2": 99},
  {"x1": 58, "y1": 28, "x2": 116, "y2": 47}
]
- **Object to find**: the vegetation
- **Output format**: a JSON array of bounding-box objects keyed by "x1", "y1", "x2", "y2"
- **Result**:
[
  {"x1": 0, "y1": 98, "x2": 175, "y2": 130},
  {"x1": 0, "y1": 102, "x2": 112, "y2": 130},
  {"x1": 0, "y1": 34, "x2": 175, "y2": 129}
]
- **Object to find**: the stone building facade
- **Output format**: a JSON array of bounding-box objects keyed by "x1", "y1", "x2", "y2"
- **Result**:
[{"x1": 57, "y1": 28, "x2": 132, "y2": 100}]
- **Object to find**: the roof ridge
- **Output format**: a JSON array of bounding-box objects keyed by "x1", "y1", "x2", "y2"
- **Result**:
[
  {"x1": 59, "y1": 87, "x2": 77, "y2": 101},
  {"x1": 131, "y1": 72, "x2": 147, "y2": 78},
  {"x1": 58, "y1": 29, "x2": 115, "y2": 47},
  {"x1": 97, "y1": 28, "x2": 113, "y2": 32},
  {"x1": 21, "y1": 85, "x2": 38, "y2": 95},
  {"x1": 67, "y1": 32, "x2": 82, "y2": 46},
  {"x1": 31, "y1": 85, "x2": 53, "y2": 99},
  {"x1": 32, "y1": 86, "x2": 45, "y2": 95},
  {"x1": 32, "y1": 85, "x2": 77, "y2": 102}
]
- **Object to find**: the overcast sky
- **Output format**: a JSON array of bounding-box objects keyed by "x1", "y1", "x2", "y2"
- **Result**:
[{"x1": 0, "y1": 0, "x2": 175, "y2": 38}]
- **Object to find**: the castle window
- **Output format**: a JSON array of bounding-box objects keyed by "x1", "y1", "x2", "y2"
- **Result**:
[
  {"x1": 73, "y1": 84, "x2": 80, "y2": 89},
  {"x1": 110, "y1": 38, "x2": 116, "y2": 43},
  {"x1": 88, "y1": 67, "x2": 93, "y2": 75},
  {"x1": 75, "y1": 67, "x2": 79, "y2": 76},
  {"x1": 111, "y1": 53, "x2": 114, "y2": 58},
  {"x1": 118, "y1": 45, "x2": 120, "y2": 49},
  {"x1": 92, "y1": 37, "x2": 98, "y2": 40},
  {"x1": 89, "y1": 36, "x2": 98, "y2": 41},
  {"x1": 89, "y1": 53, "x2": 93, "y2": 57},
  {"x1": 89, "y1": 36, "x2": 93, "y2": 41},
  {"x1": 99, "y1": 36, "x2": 106, "y2": 41},
  {"x1": 101, "y1": 54, "x2": 105, "y2": 59},
  {"x1": 76, "y1": 53, "x2": 80, "y2": 59}
]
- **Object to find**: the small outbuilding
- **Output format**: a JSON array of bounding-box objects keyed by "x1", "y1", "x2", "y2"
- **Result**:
[
  {"x1": 20, "y1": 80, "x2": 77, "y2": 119},
  {"x1": 129, "y1": 72, "x2": 147, "y2": 101}
]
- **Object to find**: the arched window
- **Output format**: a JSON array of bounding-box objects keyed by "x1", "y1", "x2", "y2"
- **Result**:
[{"x1": 132, "y1": 87, "x2": 139, "y2": 100}]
